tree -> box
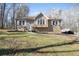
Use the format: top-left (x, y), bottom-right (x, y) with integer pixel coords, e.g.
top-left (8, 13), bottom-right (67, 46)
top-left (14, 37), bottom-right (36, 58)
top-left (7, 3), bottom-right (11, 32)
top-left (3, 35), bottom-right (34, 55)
top-left (4, 4), bottom-right (12, 28)
top-left (16, 4), bottom-right (29, 19)
top-left (11, 3), bottom-right (16, 29)
top-left (61, 7), bottom-right (79, 32)
top-left (0, 3), bottom-right (6, 29)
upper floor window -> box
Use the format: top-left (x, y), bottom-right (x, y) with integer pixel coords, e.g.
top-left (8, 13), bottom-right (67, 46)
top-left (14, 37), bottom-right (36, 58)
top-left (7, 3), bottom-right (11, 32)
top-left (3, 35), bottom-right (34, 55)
top-left (38, 19), bottom-right (45, 25)
top-left (23, 21), bottom-right (25, 25)
top-left (42, 19), bottom-right (45, 24)
top-left (19, 20), bottom-right (25, 25)
top-left (53, 21), bottom-right (57, 26)
top-left (40, 19), bottom-right (42, 24)
top-left (53, 21), bottom-right (55, 25)
top-left (19, 21), bottom-right (21, 25)
top-left (38, 19), bottom-right (40, 25)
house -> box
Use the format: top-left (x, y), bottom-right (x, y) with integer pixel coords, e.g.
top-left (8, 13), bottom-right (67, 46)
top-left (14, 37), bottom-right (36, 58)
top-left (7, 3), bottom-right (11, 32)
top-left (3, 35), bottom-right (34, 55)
top-left (16, 13), bottom-right (62, 32)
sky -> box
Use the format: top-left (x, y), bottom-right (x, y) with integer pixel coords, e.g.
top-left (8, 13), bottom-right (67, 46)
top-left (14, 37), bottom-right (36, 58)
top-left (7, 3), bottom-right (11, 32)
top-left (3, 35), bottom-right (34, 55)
top-left (26, 3), bottom-right (75, 16)
top-left (6, 3), bottom-right (78, 18)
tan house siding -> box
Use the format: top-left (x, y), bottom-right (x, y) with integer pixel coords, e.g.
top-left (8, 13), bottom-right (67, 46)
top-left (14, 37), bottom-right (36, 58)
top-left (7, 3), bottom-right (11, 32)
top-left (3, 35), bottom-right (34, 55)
top-left (33, 27), bottom-right (48, 32)
top-left (48, 20), bottom-right (53, 32)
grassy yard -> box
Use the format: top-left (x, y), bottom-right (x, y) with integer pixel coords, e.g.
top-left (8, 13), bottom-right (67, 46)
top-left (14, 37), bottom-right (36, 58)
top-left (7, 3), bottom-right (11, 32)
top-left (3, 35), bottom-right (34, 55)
top-left (0, 31), bottom-right (79, 56)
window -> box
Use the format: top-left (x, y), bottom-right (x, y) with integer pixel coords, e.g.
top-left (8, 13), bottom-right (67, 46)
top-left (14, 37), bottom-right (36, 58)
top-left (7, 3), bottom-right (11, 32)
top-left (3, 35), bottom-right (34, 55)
top-left (53, 21), bottom-right (58, 26)
top-left (53, 21), bottom-right (55, 25)
top-left (38, 19), bottom-right (40, 25)
top-left (19, 21), bottom-right (21, 25)
top-left (23, 21), bottom-right (25, 25)
top-left (56, 21), bottom-right (57, 25)
top-left (40, 19), bottom-right (42, 24)
top-left (42, 19), bottom-right (45, 24)
top-left (38, 19), bottom-right (45, 25)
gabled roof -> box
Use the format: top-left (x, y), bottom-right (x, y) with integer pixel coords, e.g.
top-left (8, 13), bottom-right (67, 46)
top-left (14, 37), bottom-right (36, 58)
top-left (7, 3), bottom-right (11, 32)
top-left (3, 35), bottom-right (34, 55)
top-left (35, 12), bottom-right (49, 20)
top-left (16, 16), bottom-right (35, 21)
top-left (24, 16), bottom-right (35, 20)
top-left (16, 12), bottom-right (62, 21)
top-left (35, 12), bottom-right (61, 21)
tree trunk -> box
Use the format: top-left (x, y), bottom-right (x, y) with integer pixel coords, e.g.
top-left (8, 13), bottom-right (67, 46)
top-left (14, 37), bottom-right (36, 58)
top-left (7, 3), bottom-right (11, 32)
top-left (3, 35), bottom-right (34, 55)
top-left (12, 3), bottom-right (16, 29)
top-left (0, 3), bottom-right (6, 29)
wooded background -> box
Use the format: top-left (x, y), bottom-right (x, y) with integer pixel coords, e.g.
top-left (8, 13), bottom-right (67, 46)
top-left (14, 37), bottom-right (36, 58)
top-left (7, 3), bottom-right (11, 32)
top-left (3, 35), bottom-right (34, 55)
top-left (0, 3), bottom-right (79, 32)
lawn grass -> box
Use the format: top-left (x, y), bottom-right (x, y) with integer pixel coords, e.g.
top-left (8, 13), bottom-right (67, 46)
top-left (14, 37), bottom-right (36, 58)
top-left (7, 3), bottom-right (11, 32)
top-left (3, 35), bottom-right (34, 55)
top-left (0, 31), bottom-right (79, 56)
